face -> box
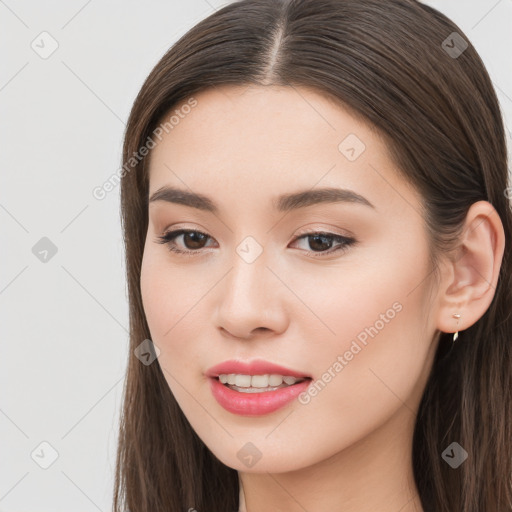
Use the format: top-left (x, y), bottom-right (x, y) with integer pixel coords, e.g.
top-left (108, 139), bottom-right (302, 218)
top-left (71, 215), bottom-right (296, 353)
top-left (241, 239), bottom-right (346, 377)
top-left (140, 84), bottom-right (441, 473)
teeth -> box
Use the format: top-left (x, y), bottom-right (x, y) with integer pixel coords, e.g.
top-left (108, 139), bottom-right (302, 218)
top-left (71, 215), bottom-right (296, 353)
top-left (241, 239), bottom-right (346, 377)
top-left (252, 374), bottom-right (271, 387)
top-left (217, 373), bottom-right (304, 388)
top-left (269, 374), bottom-right (283, 386)
top-left (235, 374), bottom-right (251, 387)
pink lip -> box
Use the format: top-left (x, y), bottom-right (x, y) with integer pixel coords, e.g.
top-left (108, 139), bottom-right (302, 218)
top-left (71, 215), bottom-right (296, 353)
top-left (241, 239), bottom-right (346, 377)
top-left (205, 359), bottom-right (311, 379)
top-left (209, 377), bottom-right (311, 416)
top-left (205, 359), bottom-right (312, 416)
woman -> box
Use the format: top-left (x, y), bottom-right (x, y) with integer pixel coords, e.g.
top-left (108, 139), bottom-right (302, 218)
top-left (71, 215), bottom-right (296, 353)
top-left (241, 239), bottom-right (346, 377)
top-left (114, 0), bottom-right (512, 510)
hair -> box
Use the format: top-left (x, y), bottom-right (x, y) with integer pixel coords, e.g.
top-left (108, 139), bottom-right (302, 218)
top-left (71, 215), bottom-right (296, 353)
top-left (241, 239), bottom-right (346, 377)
top-left (114, 0), bottom-right (512, 510)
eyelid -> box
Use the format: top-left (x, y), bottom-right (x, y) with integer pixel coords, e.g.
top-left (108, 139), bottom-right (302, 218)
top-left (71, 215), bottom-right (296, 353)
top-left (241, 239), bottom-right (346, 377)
top-left (158, 222), bottom-right (352, 243)
top-left (292, 222), bottom-right (354, 239)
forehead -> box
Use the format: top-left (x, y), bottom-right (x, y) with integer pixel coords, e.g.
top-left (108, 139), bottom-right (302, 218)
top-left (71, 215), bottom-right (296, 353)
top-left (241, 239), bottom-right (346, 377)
top-left (146, 84), bottom-right (417, 218)
top-left (151, 86), bottom-right (374, 170)
top-left (156, 84), bottom-right (372, 152)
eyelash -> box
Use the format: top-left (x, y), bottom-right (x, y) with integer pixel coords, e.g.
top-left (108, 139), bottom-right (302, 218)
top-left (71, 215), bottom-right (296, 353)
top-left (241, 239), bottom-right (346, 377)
top-left (154, 229), bottom-right (357, 258)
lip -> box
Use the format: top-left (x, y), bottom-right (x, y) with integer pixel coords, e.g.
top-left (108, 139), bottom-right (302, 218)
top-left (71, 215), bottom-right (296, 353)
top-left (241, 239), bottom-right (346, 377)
top-left (205, 359), bottom-right (311, 379)
top-left (205, 359), bottom-right (312, 416)
top-left (209, 377), bottom-right (311, 416)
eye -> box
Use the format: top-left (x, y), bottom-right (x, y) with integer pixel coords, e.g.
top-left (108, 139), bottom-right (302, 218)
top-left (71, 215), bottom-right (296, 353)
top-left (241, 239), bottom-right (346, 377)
top-left (154, 229), bottom-right (215, 255)
top-left (154, 229), bottom-right (357, 257)
top-left (291, 231), bottom-right (356, 257)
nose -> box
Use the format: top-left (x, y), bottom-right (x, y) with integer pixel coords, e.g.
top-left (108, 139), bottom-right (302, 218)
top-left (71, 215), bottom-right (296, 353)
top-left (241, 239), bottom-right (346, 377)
top-left (213, 251), bottom-right (289, 340)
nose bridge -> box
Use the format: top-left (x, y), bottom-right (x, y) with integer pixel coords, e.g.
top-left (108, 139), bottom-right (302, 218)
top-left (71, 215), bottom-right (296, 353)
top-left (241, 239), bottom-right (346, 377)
top-left (214, 234), bottom-right (288, 338)
top-left (224, 238), bottom-right (270, 310)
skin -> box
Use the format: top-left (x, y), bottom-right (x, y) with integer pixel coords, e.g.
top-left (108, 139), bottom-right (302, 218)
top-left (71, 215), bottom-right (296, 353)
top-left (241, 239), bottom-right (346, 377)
top-left (140, 84), bottom-right (505, 512)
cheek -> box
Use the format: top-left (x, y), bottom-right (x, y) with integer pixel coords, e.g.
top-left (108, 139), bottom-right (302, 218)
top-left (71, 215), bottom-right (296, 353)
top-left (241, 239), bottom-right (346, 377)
top-left (141, 242), bottom-right (196, 333)
top-left (286, 244), bottom-right (429, 355)
top-left (290, 231), bottom-right (432, 373)
top-left (293, 240), bottom-right (434, 423)
top-left (140, 246), bottom-right (213, 387)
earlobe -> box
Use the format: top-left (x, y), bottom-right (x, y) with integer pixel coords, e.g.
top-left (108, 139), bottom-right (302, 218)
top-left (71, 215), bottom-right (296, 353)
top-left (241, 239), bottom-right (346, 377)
top-left (437, 200), bottom-right (505, 335)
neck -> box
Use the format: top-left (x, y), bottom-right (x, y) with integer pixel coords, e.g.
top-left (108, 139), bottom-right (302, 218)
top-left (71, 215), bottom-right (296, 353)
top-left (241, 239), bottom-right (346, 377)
top-left (238, 404), bottom-right (424, 512)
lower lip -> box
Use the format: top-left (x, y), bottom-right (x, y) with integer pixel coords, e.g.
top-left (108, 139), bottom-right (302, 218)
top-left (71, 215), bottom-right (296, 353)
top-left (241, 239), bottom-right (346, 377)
top-left (209, 377), bottom-right (311, 416)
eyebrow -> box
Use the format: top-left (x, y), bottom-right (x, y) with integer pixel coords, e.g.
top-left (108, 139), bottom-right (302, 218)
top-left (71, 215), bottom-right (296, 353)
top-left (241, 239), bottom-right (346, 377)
top-left (148, 186), bottom-right (374, 213)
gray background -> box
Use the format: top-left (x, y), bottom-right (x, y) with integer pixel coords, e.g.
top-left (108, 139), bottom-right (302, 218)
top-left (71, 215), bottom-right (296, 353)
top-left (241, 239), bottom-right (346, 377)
top-left (1, 0), bottom-right (510, 510)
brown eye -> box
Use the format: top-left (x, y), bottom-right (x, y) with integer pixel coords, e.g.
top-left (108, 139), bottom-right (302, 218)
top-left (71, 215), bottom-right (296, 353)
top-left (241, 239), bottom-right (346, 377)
top-left (155, 229), bottom-right (214, 254)
top-left (306, 234), bottom-right (334, 251)
top-left (154, 229), bottom-right (356, 258)
top-left (291, 232), bottom-right (356, 257)
top-left (179, 231), bottom-right (208, 250)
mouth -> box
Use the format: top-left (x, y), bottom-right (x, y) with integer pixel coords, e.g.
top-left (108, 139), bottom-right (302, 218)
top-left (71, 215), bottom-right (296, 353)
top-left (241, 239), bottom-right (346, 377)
top-left (216, 373), bottom-right (310, 393)
top-left (206, 359), bottom-right (311, 380)
top-left (206, 360), bottom-right (313, 416)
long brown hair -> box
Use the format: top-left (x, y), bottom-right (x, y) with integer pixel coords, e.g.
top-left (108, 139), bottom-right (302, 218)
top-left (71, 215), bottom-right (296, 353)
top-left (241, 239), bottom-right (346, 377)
top-left (114, 0), bottom-right (512, 510)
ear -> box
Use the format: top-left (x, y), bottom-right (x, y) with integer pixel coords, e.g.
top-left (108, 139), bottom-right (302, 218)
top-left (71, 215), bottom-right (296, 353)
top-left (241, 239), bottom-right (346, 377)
top-left (437, 200), bottom-right (505, 335)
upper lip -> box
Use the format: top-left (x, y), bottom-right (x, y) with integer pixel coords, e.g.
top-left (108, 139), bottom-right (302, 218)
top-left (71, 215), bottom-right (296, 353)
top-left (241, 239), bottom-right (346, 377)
top-left (205, 359), bottom-right (312, 379)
